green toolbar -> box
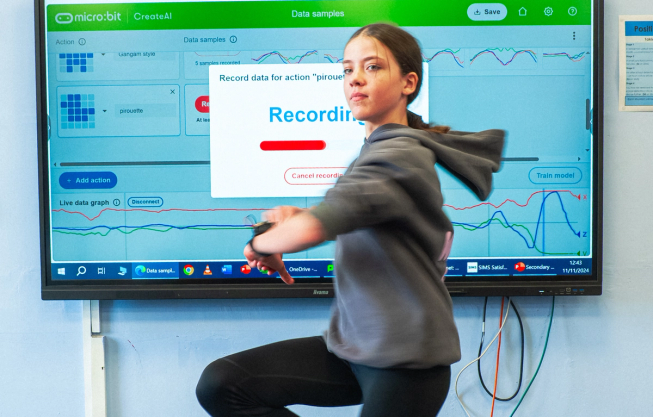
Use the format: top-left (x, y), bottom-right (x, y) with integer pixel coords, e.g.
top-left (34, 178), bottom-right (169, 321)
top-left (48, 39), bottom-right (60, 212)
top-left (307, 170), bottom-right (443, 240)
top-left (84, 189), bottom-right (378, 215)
top-left (47, 1), bottom-right (591, 32)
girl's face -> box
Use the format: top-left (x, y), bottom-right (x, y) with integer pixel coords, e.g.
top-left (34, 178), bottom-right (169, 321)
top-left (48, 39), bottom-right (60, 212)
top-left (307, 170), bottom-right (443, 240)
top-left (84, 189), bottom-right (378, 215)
top-left (342, 35), bottom-right (417, 135)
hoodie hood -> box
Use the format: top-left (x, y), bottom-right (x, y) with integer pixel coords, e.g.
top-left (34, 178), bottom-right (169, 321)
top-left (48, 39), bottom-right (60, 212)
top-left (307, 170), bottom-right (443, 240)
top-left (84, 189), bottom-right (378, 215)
top-left (367, 123), bottom-right (505, 201)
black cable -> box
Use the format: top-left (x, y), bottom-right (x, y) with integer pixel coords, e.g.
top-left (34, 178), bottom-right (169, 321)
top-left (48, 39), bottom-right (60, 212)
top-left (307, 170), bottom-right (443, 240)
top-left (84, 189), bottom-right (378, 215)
top-left (476, 296), bottom-right (525, 401)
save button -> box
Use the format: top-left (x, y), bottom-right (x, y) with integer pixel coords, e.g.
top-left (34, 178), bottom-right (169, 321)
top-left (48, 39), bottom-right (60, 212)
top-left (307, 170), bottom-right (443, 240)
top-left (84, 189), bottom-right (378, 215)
top-left (467, 3), bottom-right (508, 21)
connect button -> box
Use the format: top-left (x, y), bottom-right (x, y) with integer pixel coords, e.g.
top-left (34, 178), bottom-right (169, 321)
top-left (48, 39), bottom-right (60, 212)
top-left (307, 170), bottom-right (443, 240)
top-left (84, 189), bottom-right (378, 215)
top-left (467, 3), bottom-right (508, 21)
top-left (59, 172), bottom-right (117, 189)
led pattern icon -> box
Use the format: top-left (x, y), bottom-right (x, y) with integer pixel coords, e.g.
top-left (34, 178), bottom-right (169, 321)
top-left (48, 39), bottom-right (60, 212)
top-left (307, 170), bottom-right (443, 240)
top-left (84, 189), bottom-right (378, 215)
top-left (60, 94), bottom-right (95, 129)
top-left (59, 53), bottom-right (94, 73)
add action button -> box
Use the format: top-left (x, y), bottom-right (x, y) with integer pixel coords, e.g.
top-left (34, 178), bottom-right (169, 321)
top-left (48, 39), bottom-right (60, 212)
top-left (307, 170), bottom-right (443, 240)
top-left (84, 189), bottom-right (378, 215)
top-left (59, 172), bottom-right (118, 189)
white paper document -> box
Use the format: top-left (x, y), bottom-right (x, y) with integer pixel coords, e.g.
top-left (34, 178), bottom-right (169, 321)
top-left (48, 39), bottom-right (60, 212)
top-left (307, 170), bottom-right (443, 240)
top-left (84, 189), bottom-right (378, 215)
top-left (620, 16), bottom-right (653, 111)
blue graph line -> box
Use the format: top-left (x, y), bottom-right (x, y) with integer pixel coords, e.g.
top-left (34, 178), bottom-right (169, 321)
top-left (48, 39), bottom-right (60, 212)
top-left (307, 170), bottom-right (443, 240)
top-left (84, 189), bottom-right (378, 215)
top-left (470, 48), bottom-right (537, 66)
top-left (542, 188), bottom-right (545, 253)
top-left (451, 192), bottom-right (580, 250)
top-left (423, 49), bottom-right (465, 68)
top-left (323, 54), bottom-right (343, 63)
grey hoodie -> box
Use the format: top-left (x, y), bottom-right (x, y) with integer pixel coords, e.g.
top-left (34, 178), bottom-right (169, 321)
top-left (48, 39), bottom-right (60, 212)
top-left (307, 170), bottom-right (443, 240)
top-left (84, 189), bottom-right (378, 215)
top-left (310, 123), bottom-right (505, 369)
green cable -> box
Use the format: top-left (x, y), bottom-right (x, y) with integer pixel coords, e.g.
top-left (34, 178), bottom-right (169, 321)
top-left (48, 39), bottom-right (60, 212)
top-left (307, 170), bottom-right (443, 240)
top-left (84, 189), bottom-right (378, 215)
top-left (509, 296), bottom-right (556, 417)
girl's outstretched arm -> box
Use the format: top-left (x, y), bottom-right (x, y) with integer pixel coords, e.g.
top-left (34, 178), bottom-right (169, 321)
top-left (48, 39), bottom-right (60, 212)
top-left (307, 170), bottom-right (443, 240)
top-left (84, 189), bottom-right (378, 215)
top-left (243, 208), bottom-right (326, 285)
top-left (249, 210), bottom-right (326, 255)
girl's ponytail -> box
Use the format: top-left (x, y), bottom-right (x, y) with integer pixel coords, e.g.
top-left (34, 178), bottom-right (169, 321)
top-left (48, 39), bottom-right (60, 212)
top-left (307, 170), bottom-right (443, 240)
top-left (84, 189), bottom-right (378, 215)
top-left (407, 111), bottom-right (450, 134)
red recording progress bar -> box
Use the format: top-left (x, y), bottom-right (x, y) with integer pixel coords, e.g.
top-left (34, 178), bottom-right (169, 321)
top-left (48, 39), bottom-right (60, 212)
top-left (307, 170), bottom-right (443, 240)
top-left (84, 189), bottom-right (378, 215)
top-left (260, 140), bottom-right (326, 151)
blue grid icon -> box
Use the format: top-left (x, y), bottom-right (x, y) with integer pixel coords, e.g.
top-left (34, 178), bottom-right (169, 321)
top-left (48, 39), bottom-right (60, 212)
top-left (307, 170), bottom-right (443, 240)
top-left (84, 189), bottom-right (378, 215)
top-left (59, 53), bottom-right (94, 73)
top-left (60, 94), bottom-right (95, 129)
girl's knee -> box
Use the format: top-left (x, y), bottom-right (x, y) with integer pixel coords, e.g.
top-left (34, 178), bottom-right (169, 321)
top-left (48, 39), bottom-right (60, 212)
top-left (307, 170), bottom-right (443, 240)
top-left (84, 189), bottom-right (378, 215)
top-left (196, 358), bottom-right (247, 415)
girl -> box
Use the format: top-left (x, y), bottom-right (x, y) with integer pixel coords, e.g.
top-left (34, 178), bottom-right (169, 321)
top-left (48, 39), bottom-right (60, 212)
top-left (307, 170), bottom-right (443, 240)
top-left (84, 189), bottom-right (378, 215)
top-left (197, 23), bottom-right (504, 417)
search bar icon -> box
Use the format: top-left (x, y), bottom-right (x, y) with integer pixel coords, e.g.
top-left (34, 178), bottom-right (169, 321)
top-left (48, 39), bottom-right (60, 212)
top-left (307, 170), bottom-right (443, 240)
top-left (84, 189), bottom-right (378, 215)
top-left (77, 266), bottom-right (87, 276)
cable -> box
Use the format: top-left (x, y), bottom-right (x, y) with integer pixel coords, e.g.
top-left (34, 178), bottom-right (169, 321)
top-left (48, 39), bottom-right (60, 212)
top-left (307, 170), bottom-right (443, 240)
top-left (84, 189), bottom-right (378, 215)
top-left (477, 298), bottom-right (525, 401)
top-left (490, 297), bottom-right (505, 417)
top-left (509, 296), bottom-right (555, 416)
top-left (455, 297), bottom-right (511, 417)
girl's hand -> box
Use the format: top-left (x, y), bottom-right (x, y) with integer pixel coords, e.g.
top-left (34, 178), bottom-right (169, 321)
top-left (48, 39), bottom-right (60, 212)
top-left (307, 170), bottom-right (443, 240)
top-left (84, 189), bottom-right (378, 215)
top-left (255, 256), bottom-right (294, 285)
top-left (263, 206), bottom-right (305, 224)
top-left (244, 245), bottom-right (294, 285)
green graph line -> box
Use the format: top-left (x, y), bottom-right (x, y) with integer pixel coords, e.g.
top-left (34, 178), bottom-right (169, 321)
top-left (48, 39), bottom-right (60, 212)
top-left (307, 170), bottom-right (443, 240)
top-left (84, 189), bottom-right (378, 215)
top-left (56, 220), bottom-right (577, 256)
top-left (434, 48), bottom-right (462, 54)
top-left (481, 47), bottom-right (528, 53)
top-left (454, 217), bottom-right (576, 256)
top-left (256, 50), bottom-right (317, 64)
top-left (53, 226), bottom-right (248, 237)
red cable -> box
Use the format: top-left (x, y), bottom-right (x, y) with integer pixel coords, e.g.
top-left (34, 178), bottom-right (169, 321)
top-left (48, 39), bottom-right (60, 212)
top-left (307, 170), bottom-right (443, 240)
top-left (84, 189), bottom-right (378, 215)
top-left (490, 297), bottom-right (505, 417)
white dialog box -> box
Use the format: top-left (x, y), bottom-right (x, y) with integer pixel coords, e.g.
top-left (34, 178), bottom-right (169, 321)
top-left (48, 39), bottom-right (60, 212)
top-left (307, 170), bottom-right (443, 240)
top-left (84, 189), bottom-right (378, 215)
top-left (209, 63), bottom-right (429, 198)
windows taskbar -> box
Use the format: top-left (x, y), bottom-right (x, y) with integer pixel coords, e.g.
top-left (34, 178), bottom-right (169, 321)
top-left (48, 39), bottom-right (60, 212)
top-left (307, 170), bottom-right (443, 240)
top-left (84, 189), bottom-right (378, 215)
top-left (50, 258), bottom-right (591, 280)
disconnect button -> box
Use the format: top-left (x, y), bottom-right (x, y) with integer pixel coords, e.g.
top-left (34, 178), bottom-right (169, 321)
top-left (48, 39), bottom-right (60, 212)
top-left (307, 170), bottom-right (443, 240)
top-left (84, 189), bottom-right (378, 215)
top-left (59, 172), bottom-right (117, 189)
top-left (467, 3), bottom-right (508, 21)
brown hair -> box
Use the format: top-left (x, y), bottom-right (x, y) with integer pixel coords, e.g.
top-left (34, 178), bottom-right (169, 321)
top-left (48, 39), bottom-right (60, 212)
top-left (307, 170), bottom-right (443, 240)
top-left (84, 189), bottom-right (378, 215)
top-left (347, 23), bottom-right (450, 134)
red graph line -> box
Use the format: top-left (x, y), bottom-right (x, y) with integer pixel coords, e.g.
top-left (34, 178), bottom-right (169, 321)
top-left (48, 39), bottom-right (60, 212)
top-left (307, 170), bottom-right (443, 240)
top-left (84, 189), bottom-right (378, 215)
top-left (52, 207), bottom-right (271, 221)
top-left (443, 190), bottom-right (581, 211)
top-left (54, 190), bottom-right (583, 220)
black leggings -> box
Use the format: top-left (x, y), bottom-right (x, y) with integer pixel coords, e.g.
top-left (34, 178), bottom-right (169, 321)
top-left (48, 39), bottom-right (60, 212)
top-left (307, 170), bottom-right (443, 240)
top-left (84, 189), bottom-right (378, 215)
top-left (196, 336), bottom-right (451, 417)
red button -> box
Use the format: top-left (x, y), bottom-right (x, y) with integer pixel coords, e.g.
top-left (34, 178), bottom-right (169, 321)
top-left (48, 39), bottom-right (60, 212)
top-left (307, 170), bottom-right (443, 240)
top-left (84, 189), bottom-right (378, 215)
top-left (195, 96), bottom-right (209, 113)
top-left (260, 140), bottom-right (326, 151)
top-left (240, 265), bottom-right (251, 274)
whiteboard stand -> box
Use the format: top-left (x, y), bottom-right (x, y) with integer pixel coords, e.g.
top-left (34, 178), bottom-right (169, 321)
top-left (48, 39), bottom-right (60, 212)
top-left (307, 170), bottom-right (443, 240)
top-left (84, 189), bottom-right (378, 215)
top-left (83, 300), bottom-right (107, 417)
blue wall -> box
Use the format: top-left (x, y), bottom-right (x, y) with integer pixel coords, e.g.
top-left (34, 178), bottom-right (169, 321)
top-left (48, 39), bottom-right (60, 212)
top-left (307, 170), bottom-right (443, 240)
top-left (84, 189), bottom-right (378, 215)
top-left (2, 0), bottom-right (653, 415)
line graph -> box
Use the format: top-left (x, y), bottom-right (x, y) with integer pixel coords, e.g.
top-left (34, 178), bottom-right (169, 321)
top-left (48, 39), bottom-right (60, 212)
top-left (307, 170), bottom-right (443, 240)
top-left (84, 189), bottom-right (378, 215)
top-left (323, 53), bottom-right (343, 63)
top-left (542, 50), bottom-right (591, 69)
top-left (53, 223), bottom-right (250, 237)
top-left (422, 49), bottom-right (464, 68)
top-left (455, 215), bottom-right (574, 256)
top-left (445, 189), bottom-right (589, 257)
top-left (543, 51), bottom-right (590, 62)
top-left (52, 207), bottom-right (269, 222)
top-left (451, 192), bottom-right (579, 255)
top-left (252, 50), bottom-right (318, 64)
top-left (469, 47), bottom-right (537, 67)
top-left (51, 184), bottom-right (589, 260)
top-left (49, 192), bottom-right (326, 261)
top-left (444, 189), bottom-right (580, 211)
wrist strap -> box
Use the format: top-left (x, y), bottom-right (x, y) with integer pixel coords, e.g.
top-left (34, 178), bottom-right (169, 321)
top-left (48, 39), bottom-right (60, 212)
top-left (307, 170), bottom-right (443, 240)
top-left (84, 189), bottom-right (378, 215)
top-left (247, 237), bottom-right (273, 258)
top-left (252, 221), bottom-right (274, 236)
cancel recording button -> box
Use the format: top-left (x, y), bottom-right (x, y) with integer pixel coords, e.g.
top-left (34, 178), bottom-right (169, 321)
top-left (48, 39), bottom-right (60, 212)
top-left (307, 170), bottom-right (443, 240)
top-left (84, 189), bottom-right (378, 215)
top-left (529, 167), bottom-right (582, 184)
top-left (284, 167), bottom-right (347, 185)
